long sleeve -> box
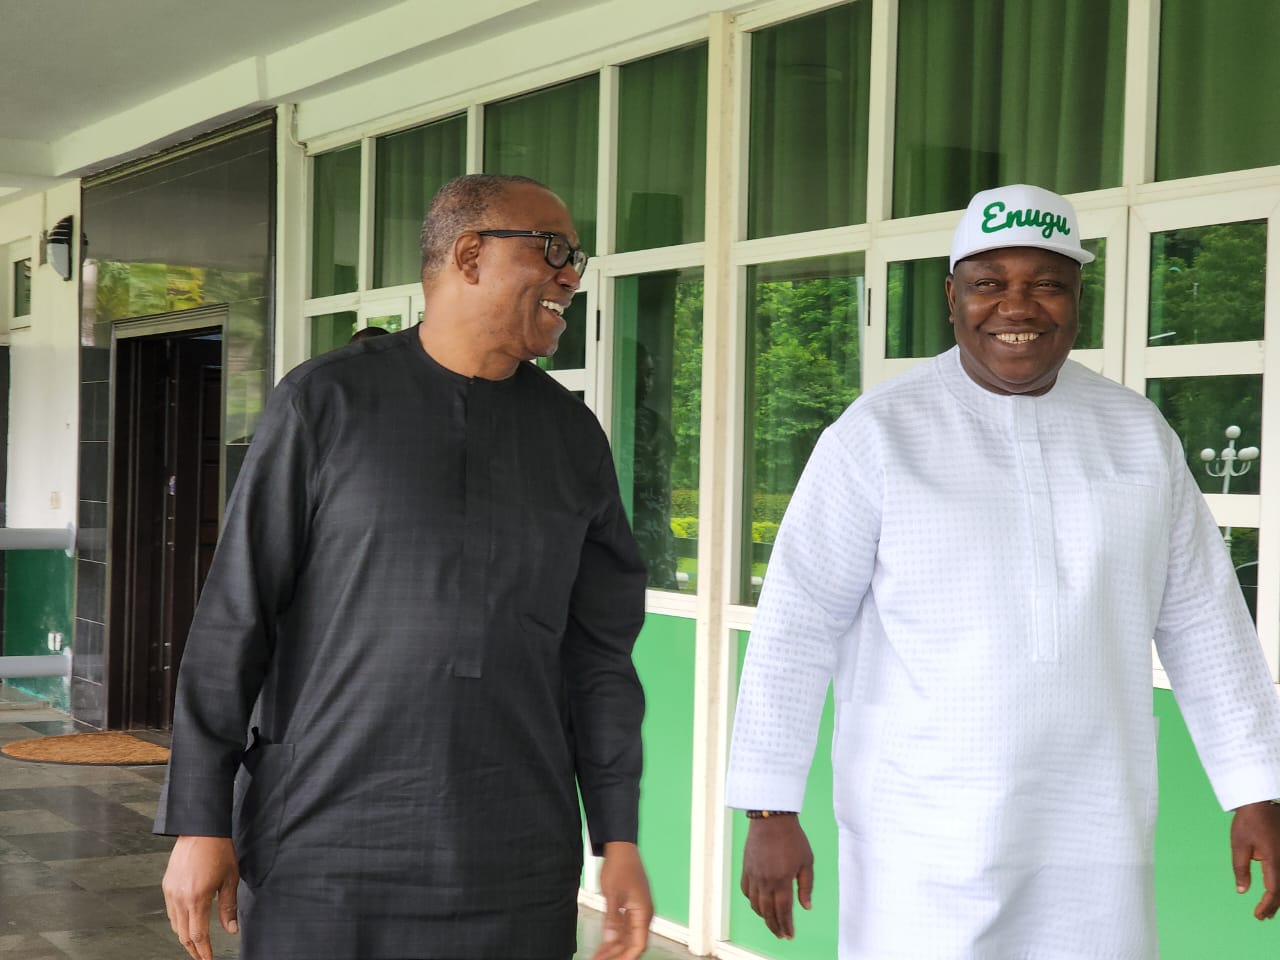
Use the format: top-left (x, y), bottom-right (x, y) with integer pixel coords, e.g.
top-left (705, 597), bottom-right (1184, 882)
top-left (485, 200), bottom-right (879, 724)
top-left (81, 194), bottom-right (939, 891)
top-left (1153, 427), bottom-right (1280, 810)
top-left (154, 378), bottom-right (316, 836)
top-left (564, 445), bottom-right (648, 854)
top-left (726, 424), bottom-right (881, 813)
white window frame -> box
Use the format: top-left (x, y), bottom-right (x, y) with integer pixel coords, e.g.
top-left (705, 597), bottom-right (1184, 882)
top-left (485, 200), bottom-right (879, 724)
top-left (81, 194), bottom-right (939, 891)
top-left (1127, 186), bottom-right (1280, 684)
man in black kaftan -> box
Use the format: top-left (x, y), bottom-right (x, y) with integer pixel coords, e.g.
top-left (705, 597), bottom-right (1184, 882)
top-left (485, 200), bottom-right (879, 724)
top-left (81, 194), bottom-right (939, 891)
top-left (156, 175), bottom-right (652, 960)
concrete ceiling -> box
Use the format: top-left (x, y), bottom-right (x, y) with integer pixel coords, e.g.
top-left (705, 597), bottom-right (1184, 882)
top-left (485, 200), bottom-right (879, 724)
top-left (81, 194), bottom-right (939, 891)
top-left (0, 0), bottom-right (592, 202)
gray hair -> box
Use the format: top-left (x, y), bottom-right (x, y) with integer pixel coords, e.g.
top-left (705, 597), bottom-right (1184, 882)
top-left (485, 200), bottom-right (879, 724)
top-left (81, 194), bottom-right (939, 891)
top-left (419, 174), bottom-right (547, 283)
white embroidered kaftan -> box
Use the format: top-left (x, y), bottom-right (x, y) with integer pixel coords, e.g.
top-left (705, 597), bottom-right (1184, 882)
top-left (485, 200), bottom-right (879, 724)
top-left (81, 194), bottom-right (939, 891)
top-left (727, 347), bottom-right (1280, 959)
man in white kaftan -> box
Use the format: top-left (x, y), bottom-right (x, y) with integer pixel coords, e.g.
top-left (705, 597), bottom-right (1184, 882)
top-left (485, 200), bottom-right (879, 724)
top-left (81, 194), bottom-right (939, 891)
top-left (726, 184), bottom-right (1280, 959)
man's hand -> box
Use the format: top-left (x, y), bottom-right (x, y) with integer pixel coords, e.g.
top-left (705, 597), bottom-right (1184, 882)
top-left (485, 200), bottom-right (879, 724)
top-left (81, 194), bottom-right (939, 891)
top-left (740, 814), bottom-right (814, 940)
top-left (162, 835), bottom-right (240, 960)
top-left (593, 841), bottom-right (653, 960)
top-left (1232, 801), bottom-right (1280, 920)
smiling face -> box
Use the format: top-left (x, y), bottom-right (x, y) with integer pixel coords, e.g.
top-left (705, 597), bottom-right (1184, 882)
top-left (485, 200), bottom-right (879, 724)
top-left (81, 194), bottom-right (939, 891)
top-left (474, 182), bottom-right (581, 366)
top-left (945, 246), bottom-right (1082, 396)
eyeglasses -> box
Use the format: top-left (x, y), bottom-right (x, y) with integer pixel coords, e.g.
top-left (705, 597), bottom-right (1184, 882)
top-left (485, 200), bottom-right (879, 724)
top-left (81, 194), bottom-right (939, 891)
top-left (476, 230), bottom-right (590, 276)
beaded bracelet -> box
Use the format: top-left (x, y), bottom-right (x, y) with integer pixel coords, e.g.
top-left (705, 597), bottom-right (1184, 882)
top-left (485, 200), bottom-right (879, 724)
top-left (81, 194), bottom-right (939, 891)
top-left (745, 810), bottom-right (797, 819)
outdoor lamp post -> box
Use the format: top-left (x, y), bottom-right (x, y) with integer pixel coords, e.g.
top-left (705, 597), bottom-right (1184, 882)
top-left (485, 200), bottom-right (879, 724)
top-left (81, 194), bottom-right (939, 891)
top-left (1200, 425), bottom-right (1260, 546)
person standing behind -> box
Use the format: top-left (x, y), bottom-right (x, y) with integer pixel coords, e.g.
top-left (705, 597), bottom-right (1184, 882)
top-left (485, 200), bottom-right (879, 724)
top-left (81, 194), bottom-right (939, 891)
top-left (157, 173), bottom-right (653, 960)
top-left (727, 183), bottom-right (1280, 958)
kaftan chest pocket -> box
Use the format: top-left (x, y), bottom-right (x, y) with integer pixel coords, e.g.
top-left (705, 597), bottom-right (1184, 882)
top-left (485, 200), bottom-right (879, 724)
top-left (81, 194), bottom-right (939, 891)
top-left (1086, 478), bottom-right (1166, 570)
top-left (831, 704), bottom-right (885, 837)
top-left (232, 740), bottom-right (294, 887)
top-left (518, 506), bottom-right (590, 638)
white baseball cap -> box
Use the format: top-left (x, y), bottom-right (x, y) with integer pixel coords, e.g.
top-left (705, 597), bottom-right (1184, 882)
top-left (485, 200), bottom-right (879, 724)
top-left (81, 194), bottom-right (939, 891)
top-left (949, 183), bottom-right (1095, 272)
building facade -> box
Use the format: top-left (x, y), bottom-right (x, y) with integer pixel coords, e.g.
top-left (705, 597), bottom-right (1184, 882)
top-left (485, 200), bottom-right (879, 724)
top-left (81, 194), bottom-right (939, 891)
top-left (2, 0), bottom-right (1279, 955)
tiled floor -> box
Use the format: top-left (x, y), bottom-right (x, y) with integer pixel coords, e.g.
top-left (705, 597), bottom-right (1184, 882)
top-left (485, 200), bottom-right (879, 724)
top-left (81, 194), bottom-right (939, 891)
top-left (0, 684), bottom-right (697, 959)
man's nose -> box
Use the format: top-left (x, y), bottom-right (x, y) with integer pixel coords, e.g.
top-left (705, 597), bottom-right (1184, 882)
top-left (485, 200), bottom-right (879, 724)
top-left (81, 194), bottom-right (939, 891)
top-left (996, 285), bottom-right (1037, 318)
top-left (557, 262), bottom-right (582, 293)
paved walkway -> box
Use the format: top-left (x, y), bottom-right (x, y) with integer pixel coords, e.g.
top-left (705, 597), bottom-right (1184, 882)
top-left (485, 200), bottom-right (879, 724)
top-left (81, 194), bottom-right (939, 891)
top-left (0, 683), bottom-right (695, 959)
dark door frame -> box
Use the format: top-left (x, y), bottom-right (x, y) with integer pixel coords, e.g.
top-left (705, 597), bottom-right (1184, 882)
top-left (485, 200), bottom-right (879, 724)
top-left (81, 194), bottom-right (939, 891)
top-left (107, 308), bottom-right (227, 729)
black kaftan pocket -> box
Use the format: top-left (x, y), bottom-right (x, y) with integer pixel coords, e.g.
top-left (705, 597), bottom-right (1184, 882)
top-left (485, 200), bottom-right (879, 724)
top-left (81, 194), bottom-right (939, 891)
top-left (232, 735), bottom-right (294, 888)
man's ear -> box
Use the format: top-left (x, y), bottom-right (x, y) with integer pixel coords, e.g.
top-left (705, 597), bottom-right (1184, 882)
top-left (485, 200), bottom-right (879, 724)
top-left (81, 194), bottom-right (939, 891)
top-left (944, 274), bottom-right (957, 324)
top-left (454, 232), bottom-right (483, 285)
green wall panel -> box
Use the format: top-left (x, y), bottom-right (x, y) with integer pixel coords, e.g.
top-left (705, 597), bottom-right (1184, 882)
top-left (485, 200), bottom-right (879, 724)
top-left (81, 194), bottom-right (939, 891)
top-left (2, 549), bottom-right (73, 711)
top-left (723, 658), bottom-right (1263, 957)
top-left (633, 613), bottom-right (696, 926)
top-left (728, 631), bottom-right (839, 957)
top-left (1154, 687), bottom-right (1275, 957)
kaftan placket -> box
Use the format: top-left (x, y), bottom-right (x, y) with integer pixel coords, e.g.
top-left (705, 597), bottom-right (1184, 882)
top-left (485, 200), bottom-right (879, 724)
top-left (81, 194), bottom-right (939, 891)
top-left (1013, 399), bottom-right (1059, 664)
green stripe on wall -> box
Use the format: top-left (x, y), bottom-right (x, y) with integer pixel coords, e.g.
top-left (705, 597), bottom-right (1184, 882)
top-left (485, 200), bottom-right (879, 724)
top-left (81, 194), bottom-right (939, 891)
top-left (634, 613), bottom-right (696, 926)
top-left (724, 638), bottom-right (1268, 957)
top-left (728, 630), bottom-right (840, 957)
top-left (1154, 686), bottom-right (1275, 957)
top-left (2, 549), bottom-right (73, 711)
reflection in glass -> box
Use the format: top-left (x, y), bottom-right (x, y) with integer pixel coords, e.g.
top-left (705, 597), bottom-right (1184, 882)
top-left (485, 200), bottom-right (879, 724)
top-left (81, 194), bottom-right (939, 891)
top-left (310, 312), bottom-right (358, 356)
top-left (886, 239), bottom-right (1107, 359)
top-left (1149, 222), bottom-right (1266, 346)
top-left (1146, 375), bottom-right (1262, 496)
top-left (886, 256), bottom-right (949, 359)
top-left (536, 296), bottom-right (587, 372)
top-left (616, 44), bottom-right (707, 252)
top-left (613, 270), bottom-right (704, 592)
top-left (12, 258), bottom-right (31, 316)
top-left (1157, 0), bottom-right (1280, 180)
top-left (363, 314), bottom-right (403, 335)
top-left (743, 255), bottom-right (863, 603)
top-left (1077, 238), bottom-right (1106, 349)
top-left (312, 146), bottom-right (362, 298)
top-left (374, 116), bottom-right (466, 288)
top-left (1228, 528), bottom-right (1259, 626)
top-left (484, 77), bottom-right (600, 253)
top-left (748, 3), bottom-right (872, 237)
top-left (894, 0), bottom-right (1125, 217)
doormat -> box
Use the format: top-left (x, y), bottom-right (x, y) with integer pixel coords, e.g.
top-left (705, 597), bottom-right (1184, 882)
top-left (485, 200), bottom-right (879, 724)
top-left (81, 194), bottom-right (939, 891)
top-left (1, 732), bottom-right (170, 766)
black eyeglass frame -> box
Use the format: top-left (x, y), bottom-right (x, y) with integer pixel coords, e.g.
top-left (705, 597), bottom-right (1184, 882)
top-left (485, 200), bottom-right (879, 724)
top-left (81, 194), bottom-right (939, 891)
top-left (475, 229), bottom-right (590, 276)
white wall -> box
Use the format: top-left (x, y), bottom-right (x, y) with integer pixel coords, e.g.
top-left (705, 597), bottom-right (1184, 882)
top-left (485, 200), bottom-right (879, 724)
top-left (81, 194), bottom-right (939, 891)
top-left (1, 182), bottom-right (81, 530)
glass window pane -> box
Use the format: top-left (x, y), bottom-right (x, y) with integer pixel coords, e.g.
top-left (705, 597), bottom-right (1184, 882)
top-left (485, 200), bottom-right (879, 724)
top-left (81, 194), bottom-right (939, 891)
top-left (484, 77), bottom-right (599, 253)
top-left (12, 258), bottom-right (31, 316)
top-left (886, 255), bottom-right (950, 359)
top-left (1146, 375), bottom-right (1262, 496)
top-left (310, 311), bottom-right (357, 356)
top-left (1157, 1), bottom-right (1280, 180)
top-left (363, 314), bottom-right (403, 334)
top-left (616, 44), bottom-right (708, 252)
top-left (312, 146), bottom-right (362, 298)
top-left (748, 3), bottom-right (872, 238)
top-left (886, 239), bottom-right (1107, 359)
top-left (1148, 221), bottom-right (1266, 346)
top-left (1077, 238), bottom-right (1106, 350)
top-left (613, 270), bottom-right (704, 593)
top-left (374, 116), bottom-right (466, 289)
top-left (743, 254), bottom-right (864, 603)
top-left (894, 0), bottom-right (1125, 217)
top-left (535, 295), bottom-right (587, 372)
top-left (1227, 527), bottom-right (1259, 626)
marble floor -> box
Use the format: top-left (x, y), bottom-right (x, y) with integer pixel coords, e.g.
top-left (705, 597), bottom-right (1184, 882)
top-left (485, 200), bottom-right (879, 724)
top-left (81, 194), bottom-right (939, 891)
top-left (0, 683), bottom-right (696, 960)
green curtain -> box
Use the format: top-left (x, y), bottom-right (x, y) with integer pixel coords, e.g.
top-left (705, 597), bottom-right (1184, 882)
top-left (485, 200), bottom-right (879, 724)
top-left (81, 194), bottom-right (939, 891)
top-left (886, 257), bottom-right (951, 359)
top-left (616, 43), bottom-right (708, 252)
top-left (311, 146), bottom-right (361, 297)
top-left (748, 2), bottom-right (873, 237)
top-left (484, 77), bottom-right (600, 252)
top-left (1158, 0), bottom-right (1280, 180)
top-left (894, 0), bottom-right (1125, 217)
top-left (374, 116), bottom-right (466, 288)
